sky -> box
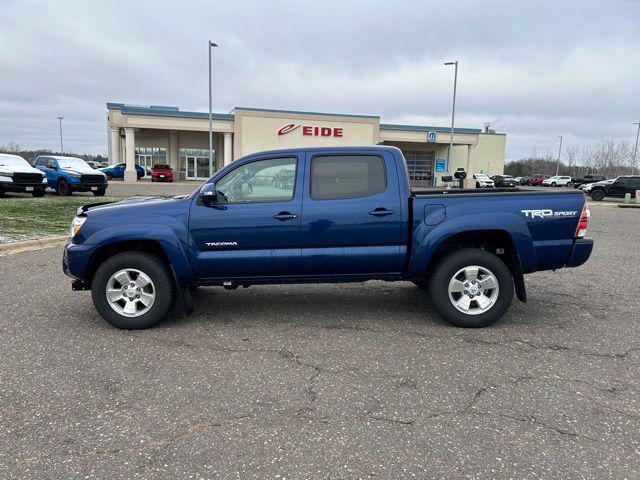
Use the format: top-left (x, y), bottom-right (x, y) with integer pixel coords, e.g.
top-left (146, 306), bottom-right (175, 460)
top-left (0, 0), bottom-right (638, 161)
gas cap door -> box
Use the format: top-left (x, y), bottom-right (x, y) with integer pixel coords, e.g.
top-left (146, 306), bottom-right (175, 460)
top-left (424, 204), bottom-right (446, 226)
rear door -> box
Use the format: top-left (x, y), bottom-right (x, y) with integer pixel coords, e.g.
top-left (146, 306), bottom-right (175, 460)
top-left (189, 154), bottom-right (303, 279)
top-left (608, 178), bottom-right (630, 197)
top-left (300, 151), bottom-right (403, 275)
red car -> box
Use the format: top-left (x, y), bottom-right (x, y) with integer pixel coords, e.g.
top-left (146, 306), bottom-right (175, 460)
top-left (528, 175), bottom-right (545, 186)
top-left (151, 164), bottom-right (173, 182)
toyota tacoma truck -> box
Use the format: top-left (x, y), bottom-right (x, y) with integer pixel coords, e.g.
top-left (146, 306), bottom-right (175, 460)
top-left (62, 146), bottom-right (593, 329)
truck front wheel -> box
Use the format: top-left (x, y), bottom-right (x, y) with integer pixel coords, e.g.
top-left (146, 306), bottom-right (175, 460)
top-left (91, 251), bottom-right (176, 329)
top-left (428, 248), bottom-right (514, 328)
top-left (590, 189), bottom-right (605, 201)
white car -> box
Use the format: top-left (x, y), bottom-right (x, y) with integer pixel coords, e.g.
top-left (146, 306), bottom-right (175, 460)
top-left (542, 175), bottom-right (573, 187)
top-left (0, 153), bottom-right (48, 197)
top-left (473, 173), bottom-right (495, 188)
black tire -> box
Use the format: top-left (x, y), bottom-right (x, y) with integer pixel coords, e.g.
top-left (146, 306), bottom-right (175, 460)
top-left (93, 187), bottom-right (106, 197)
top-left (427, 248), bottom-right (514, 328)
top-left (57, 179), bottom-right (72, 196)
top-left (551, 182), bottom-right (556, 187)
top-left (32, 188), bottom-right (46, 197)
top-left (475, 182), bottom-right (480, 188)
top-left (91, 251), bottom-right (176, 329)
top-left (566, 182), bottom-right (572, 188)
top-left (590, 189), bottom-right (605, 201)
top-left (106, 172), bottom-right (113, 180)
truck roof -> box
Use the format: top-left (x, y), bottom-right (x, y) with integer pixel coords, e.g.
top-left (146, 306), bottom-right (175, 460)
top-left (240, 145), bottom-right (403, 159)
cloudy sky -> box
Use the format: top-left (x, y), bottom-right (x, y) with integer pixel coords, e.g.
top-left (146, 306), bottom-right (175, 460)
top-left (1, 0), bottom-right (638, 160)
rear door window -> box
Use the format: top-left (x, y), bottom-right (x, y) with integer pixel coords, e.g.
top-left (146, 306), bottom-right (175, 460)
top-left (310, 155), bottom-right (386, 200)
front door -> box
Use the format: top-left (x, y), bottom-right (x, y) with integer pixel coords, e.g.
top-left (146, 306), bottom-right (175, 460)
top-left (300, 151), bottom-right (404, 275)
top-left (186, 156), bottom-right (213, 180)
top-left (189, 155), bottom-right (302, 279)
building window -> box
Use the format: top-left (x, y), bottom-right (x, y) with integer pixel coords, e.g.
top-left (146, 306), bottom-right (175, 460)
top-left (135, 147), bottom-right (166, 170)
top-left (404, 151), bottom-right (435, 187)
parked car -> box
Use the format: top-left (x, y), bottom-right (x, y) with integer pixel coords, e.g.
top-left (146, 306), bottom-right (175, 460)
top-left (581, 178), bottom-right (614, 193)
top-left (0, 153), bottom-right (48, 197)
top-left (589, 175), bottom-right (640, 201)
top-left (35, 155), bottom-right (108, 196)
top-left (528, 175), bottom-right (545, 186)
top-left (518, 176), bottom-right (530, 185)
top-left (490, 175), bottom-right (517, 187)
top-left (572, 174), bottom-right (606, 188)
top-left (86, 160), bottom-right (103, 170)
top-left (63, 146), bottom-right (592, 330)
top-left (151, 164), bottom-right (173, 182)
top-left (542, 176), bottom-right (573, 187)
top-left (100, 163), bottom-right (145, 180)
top-left (473, 173), bottom-right (495, 188)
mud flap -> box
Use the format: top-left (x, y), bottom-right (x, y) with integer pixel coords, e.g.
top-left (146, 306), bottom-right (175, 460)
top-left (170, 265), bottom-right (193, 316)
top-left (511, 253), bottom-right (527, 302)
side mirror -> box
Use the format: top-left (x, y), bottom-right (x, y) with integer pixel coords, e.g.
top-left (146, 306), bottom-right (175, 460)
top-left (199, 183), bottom-right (218, 207)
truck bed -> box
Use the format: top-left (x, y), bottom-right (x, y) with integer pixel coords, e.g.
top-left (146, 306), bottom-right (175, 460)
top-left (411, 187), bottom-right (584, 197)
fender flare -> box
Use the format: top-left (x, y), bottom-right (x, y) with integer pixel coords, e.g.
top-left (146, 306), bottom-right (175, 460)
top-left (84, 224), bottom-right (194, 284)
top-left (408, 212), bottom-right (537, 277)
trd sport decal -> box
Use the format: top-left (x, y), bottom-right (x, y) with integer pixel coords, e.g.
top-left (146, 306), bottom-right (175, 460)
top-left (521, 209), bottom-right (577, 219)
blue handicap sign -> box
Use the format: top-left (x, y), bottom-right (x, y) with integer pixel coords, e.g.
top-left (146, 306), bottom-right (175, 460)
top-left (435, 159), bottom-right (446, 172)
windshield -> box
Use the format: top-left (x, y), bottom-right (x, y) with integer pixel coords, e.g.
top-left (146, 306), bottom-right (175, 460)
top-left (0, 155), bottom-right (30, 168)
top-left (57, 157), bottom-right (90, 170)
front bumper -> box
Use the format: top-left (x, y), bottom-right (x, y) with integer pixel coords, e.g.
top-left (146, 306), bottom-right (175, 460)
top-left (565, 239), bottom-right (594, 268)
top-left (0, 181), bottom-right (46, 192)
top-left (63, 241), bottom-right (99, 284)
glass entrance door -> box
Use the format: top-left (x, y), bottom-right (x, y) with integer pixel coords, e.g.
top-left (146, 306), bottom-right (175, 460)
top-left (186, 156), bottom-right (212, 180)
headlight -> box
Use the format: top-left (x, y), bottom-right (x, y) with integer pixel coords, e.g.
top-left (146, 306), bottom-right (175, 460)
top-left (41, 176), bottom-right (47, 183)
top-left (70, 216), bottom-right (86, 238)
top-left (0, 170), bottom-right (13, 177)
top-left (68, 172), bottom-right (81, 178)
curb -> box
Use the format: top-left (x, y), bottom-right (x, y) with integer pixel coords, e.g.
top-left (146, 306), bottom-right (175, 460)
top-left (618, 203), bottom-right (640, 209)
top-left (0, 235), bottom-right (68, 256)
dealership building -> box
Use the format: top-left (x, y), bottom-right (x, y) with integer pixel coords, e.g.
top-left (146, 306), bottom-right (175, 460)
top-left (107, 102), bottom-right (506, 186)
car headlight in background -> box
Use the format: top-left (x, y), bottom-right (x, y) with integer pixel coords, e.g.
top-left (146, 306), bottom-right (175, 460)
top-left (70, 216), bottom-right (86, 238)
top-left (68, 172), bottom-right (81, 178)
top-left (0, 171), bottom-right (13, 182)
top-left (41, 175), bottom-right (47, 183)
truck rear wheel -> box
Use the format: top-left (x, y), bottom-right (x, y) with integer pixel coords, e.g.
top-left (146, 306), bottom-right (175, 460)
top-left (91, 251), bottom-right (176, 329)
top-left (428, 248), bottom-right (513, 328)
top-left (590, 189), bottom-right (605, 201)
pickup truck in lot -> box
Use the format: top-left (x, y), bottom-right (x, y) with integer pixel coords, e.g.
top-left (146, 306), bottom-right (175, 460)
top-left (63, 146), bottom-right (593, 330)
top-left (35, 155), bottom-right (108, 196)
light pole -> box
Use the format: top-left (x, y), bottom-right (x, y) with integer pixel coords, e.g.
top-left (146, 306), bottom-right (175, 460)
top-left (57, 116), bottom-right (64, 153)
top-left (633, 122), bottom-right (640, 175)
top-left (556, 135), bottom-right (563, 176)
top-left (208, 41), bottom-right (218, 169)
top-left (444, 61), bottom-right (458, 173)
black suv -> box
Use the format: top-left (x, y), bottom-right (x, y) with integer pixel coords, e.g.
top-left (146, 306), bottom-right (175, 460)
top-left (490, 175), bottom-right (517, 187)
top-left (572, 174), bottom-right (606, 188)
top-left (589, 176), bottom-right (640, 201)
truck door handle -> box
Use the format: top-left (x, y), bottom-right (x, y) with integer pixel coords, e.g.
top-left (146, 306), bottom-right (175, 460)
top-left (369, 208), bottom-right (395, 217)
top-left (273, 211), bottom-right (298, 221)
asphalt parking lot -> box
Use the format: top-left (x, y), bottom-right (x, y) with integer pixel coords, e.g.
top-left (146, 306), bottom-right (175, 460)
top-left (0, 201), bottom-right (638, 478)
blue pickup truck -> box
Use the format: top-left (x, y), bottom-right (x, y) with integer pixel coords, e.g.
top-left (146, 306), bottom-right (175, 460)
top-left (63, 146), bottom-right (592, 329)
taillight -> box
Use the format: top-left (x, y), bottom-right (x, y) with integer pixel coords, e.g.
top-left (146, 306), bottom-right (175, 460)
top-left (575, 204), bottom-right (590, 238)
